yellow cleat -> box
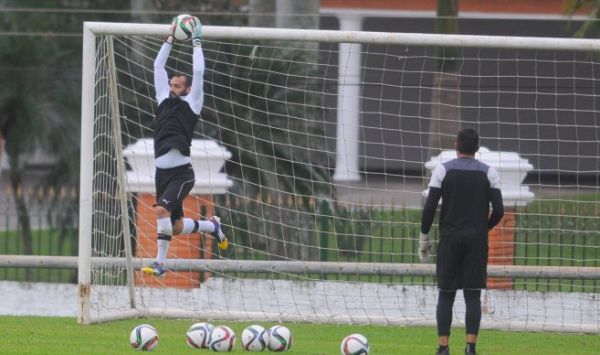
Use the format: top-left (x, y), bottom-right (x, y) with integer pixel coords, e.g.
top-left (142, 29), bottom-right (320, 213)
top-left (218, 239), bottom-right (229, 250)
top-left (210, 216), bottom-right (228, 250)
top-left (141, 262), bottom-right (166, 277)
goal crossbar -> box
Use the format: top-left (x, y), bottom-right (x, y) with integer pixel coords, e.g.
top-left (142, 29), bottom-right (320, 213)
top-left (8, 255), bottom-right (599, 279)
top-left (83, 21), bottom-right (600, 51)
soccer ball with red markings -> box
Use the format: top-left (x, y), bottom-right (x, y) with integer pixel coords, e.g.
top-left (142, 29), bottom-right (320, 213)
top-left (208, 325), bottom-right (236, 352)
top-left (267, 325), bottom-right (292, 352)
top-left (340, 333), bottom-right (370, 355)
top-left (129, 324), bottom-right (159, 351)
top-left (170, 14), bottom-right (195, 41)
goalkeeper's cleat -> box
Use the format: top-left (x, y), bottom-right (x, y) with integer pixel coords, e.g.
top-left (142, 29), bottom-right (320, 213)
top-left (141, 261), bottom-right (166, 277)
top-left (217, 238), bottom-right (229, 250)
top-left (210, 216), bottom-right (228, 250)
top-left (436, 347), bottom-right (450, 355)
top-left (464, 350), bottom-right (476, 355)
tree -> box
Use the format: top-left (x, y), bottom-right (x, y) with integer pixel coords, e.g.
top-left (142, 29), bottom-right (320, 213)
top-left (0, 1), bottom-right (75, 279)
top-left (0, 0), bottom-right (128, 279)
top-left (428, 0), bottom-right (461, 158)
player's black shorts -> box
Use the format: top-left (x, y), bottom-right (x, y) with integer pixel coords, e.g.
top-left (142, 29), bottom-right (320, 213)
top-left (436, 235), bottom-right (488, 290)
top-left (154, 163), bottom-right (195, 223)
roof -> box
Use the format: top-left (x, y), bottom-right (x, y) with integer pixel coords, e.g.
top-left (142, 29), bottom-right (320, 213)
top-left (321, 0), bottom-right (590, 16)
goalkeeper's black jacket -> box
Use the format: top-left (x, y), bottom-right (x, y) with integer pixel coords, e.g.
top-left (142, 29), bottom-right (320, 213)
top-left (421, 156), bottom-right (504, 238)
top-left (152, 40), bottom-right (205, 159)
top-left (153, 98), bottom-right (196, 158)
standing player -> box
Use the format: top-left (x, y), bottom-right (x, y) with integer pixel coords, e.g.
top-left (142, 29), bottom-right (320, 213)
top-left (142, 17), bottom-right (228, 278)
top-left (419, 128), bottom-right (504, 355)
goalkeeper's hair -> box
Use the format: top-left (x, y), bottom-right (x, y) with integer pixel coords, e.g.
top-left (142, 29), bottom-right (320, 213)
top-left (170, 73), bottom-right (192, 87)
top-left (456, 128), bottom-right (479, 154)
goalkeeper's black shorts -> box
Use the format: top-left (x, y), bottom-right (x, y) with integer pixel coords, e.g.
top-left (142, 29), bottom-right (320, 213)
top-left (154, 163), bottom-right (195, 223)
top-left (436, 235), bottom-right (488, 290)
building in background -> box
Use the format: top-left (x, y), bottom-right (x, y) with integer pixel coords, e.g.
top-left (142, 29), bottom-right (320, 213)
top-left (318, 0), bottom-right (596, 183)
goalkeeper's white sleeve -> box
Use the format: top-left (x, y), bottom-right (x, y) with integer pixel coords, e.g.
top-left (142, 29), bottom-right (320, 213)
top-left (154, 41), bottom-right (172, 104)
top-left (184, 46), bottom-right (205, 115)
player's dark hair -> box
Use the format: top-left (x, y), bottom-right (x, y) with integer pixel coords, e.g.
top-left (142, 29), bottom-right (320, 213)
top-left (171, 73), bottom-right (192, 87)
top-left (456, 128), bottom-right (479, 154)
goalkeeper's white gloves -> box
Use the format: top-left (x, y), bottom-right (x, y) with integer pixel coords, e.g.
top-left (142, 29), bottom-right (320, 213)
top-left (418, 232), bottom-right (435, 263)
top-left (191, 16), bottom-right (202, 47)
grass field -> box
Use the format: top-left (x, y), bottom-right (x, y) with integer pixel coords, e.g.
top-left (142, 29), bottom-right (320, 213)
top-left (0, 316), bottom-right (598, 354)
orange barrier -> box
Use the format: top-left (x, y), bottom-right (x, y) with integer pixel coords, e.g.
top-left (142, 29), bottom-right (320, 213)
top-left (133, 193), bottom-right (214, 288)
top-left (487, 208), bottom-right (515, 289)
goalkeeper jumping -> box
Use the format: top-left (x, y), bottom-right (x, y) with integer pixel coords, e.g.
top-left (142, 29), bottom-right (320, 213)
top-left (142, 17), bottom-right (228, 278)
top-left (419, 128), bottom-right (504, 355)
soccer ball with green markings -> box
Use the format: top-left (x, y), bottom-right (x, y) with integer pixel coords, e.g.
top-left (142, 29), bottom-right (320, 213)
top-left (129, 324), bottom-right (159, 351)
top-left (267, 325), bottom-right (292, 352)
top-left (170, 14), bottom-right (195, 41)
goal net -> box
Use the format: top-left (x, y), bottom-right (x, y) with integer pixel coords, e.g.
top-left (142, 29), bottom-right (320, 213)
top-left (79, 22), bottom-right (600, 332)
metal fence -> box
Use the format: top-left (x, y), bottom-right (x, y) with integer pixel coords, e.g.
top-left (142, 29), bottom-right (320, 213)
top-left (1, 188), bottom-right (599, 292)
top-left (0, 186), bottom-right (78, 283)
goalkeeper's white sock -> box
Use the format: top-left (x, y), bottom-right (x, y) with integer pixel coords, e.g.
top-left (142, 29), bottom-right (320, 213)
top-left (156, 239), bottom-right (170, 264)
top-left (156, 217), bottom-right (173, 264)
top-left (181, 218), bottom-right (216, 234)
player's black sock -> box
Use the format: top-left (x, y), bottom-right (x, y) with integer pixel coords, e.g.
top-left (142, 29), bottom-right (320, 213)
top-left (437, 345), bottom-right (449, 353)
top-left (466, 342), bottom-right (476, 353)
top-left (437, 290), bottom-right (457, 336)
top-left (464, 289), bottom-right (482, 335)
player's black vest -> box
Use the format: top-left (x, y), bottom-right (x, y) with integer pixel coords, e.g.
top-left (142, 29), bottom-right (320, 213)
top-left (153, 97), bottom-right (197, 158)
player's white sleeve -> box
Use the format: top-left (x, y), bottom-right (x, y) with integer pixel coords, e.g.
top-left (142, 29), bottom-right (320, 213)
top-left (154, 42), bottom-right (172, 104)
top-left (184, 46), bottom-right (205, 115)
top-left (487, 166), bottom-right (501, 189)
top-left (428, 164), bottom-right (446, 188)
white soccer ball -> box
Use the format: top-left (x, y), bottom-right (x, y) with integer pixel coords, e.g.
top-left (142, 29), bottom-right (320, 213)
top-left (208, 325), bottom-right (236, 352)
top-left (267, 325), bottom-right (292, 352)
top-left (186, 322), bottom-right (214, 349)
top-left (129, 324), bottom-right (159, 351)
top-left (340, 333), bottom-right (370, 355)
top-left (170, 14), bottom-right (195, 41)
top-left (241, 324), bottom-right (268, 351)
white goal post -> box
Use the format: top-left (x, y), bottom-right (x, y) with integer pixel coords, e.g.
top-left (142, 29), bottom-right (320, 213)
top-left (79, 21), bottom-right (600, 332)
